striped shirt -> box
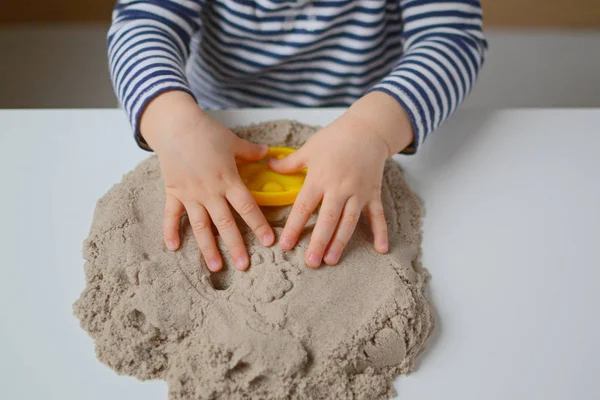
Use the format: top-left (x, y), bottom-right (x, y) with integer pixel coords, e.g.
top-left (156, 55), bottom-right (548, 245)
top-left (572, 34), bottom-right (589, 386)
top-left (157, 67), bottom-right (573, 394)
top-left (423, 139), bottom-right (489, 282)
top-left (108, 0), bottom-right (487, 152)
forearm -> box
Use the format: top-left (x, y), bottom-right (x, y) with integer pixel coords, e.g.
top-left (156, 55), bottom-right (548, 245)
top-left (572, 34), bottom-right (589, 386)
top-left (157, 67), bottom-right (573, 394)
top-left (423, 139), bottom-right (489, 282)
top-left (140, 91), bottom-right (204, 151)
top-left (108, 0), bottom-right (204, 149)
top-left (346, 92), bottom-right (414, 156)
top-left (369, 0), bottom-right (487, 153)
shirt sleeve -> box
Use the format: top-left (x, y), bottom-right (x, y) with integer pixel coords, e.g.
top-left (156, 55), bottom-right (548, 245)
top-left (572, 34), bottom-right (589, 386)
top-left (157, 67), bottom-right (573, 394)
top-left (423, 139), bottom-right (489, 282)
top-left (108, 0), bottom-right (205, 150)
top-left (369, 0), bottom-right (488, 154)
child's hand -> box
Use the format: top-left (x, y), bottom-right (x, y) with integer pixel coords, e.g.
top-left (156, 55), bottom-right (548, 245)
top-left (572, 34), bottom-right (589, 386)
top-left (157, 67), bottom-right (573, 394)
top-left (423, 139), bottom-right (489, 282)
top-left (141, 91), bottom-right (274, 272)
top-left (269, 92), bottom-right (414, 268)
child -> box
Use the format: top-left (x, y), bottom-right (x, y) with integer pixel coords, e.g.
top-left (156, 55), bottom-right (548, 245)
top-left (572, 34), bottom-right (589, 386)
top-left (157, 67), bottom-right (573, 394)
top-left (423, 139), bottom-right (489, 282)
top-left (108, 0), bottom-right (486, 271)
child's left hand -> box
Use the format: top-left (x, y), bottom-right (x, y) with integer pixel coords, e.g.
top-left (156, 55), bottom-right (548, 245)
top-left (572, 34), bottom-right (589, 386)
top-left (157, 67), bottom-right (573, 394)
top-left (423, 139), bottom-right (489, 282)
top-left (269, 92), bottom-right (414, 267)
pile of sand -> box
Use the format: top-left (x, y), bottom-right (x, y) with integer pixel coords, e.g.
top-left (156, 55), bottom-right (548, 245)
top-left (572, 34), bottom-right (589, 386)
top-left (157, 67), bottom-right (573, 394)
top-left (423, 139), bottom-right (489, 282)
top-left (73, 120), bottom-right (434, 399)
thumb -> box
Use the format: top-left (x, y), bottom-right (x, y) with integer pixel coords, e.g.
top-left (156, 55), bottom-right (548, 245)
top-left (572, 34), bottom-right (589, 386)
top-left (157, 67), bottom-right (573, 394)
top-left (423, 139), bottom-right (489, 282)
top-left (234, 139), bottom-right (268, 162)
top-left (269, 150), bottom-right (305, 174)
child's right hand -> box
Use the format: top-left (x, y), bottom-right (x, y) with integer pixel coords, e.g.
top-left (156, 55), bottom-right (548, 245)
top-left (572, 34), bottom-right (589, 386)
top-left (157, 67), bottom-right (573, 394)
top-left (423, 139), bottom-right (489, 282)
top-left (140, 91), bottom-right (274, 272)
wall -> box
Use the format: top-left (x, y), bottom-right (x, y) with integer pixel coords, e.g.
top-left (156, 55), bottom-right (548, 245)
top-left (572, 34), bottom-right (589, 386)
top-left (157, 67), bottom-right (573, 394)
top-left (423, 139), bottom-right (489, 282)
top-left (3, 0), bottom-right (600, 27)
top-left (1, 1), bottom-right (599, 109)
top-left (1, 26), bottom-right (598, 110)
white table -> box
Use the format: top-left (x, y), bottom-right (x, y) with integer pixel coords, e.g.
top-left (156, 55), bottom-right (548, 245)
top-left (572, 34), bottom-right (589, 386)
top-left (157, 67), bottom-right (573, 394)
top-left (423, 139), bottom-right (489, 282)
top-left (1, 109), bottom-right (599, 400)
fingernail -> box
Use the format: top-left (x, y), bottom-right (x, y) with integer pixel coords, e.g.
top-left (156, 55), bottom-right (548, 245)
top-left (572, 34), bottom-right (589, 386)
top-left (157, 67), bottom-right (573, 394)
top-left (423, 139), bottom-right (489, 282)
top-left (259, 144), bottom-right (269, 153)
top-left (262, 232), bottom-right (274, 246)
top-left (324, 251), bottom-right (339, 265)
top-left (235, 257), bottom-right (249, 270)
top-left (379, 241), bottom-right (389, 253)
top-left (280, 236), bottom-right (292, 250)
top-left (167, 240), bottom-right (178, 251)
top-left (208, 259), bottom-right (221, 271)
top-left (307, 252), bottom-right (320, 268)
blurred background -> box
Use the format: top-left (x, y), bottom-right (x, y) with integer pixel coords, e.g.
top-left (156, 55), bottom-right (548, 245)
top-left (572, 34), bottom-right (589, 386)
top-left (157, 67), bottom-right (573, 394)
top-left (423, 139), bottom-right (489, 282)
top-left (1, 0), bottom-right (599, 109)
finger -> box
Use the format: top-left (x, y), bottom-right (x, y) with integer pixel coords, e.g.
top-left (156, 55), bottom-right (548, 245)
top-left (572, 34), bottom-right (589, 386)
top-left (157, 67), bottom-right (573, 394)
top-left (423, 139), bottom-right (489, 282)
top-left (227, 184), bottom-right (274, 247)
top-left (185, 202), bottom-right (222, 272)
top-left (324, 198), bottom-right (362, 265)
top-left (365, 200), bottom-right (389, 254)
top-left (164, 194), bottom-right (185, 251)
top-left (268, 150), bottom-right (305, 174)
top-left (305, 194), bottom-right (346, 268)
top-left (205, 199), bottom-right (249, 271)
top-left (234, 138), bottom-right (268, 162)
top-left (279, 185), bottom-right (322, 251)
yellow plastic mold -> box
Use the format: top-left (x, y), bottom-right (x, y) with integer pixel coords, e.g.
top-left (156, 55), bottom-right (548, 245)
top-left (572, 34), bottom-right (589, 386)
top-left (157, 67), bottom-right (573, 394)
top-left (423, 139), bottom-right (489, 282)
top-left (237, 147), bottom-right (305, 207)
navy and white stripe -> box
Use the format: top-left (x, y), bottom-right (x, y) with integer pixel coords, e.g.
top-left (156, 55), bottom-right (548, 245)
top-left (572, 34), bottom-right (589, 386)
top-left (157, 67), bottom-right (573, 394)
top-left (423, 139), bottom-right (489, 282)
top-left (108, 0), bottom-right (487, 152)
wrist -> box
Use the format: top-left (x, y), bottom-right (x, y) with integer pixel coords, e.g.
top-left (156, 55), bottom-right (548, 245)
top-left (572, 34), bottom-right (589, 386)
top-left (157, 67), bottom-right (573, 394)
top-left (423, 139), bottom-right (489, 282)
top-left (140, 90), bottom-right (205, 150)
top-left (346, 91), bottom-right (414, 156)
